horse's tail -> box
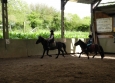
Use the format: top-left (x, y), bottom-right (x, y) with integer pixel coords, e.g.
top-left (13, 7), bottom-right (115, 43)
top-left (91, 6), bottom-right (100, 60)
top-left (62, 43), bottom-right (68, 54)
top-left (99, 45), bottom-right (105, 59)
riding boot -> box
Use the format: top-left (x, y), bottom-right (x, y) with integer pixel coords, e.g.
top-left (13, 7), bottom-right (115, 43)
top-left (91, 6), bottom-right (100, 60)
top-left (48, 43), bottom-right (50, 49)
top-left (47, 42), bottom-right (50, 49)
top-left (87, 46), bottom-right (90, 52)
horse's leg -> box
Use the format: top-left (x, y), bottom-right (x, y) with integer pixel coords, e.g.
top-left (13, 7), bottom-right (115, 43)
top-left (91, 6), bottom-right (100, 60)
top-left (98, 46), bottom-right (104, 59)
top-left (62, 43), bottom-right (67, 54)
top-left (60, 49), bottom-right (65, 57)
top-left (85, 50), bottom-right (89, 59)
top-left (46, 50), bottom-right (52, 57)
top-left (92, 46), bottom-right (97, 58)
top-left (99, 52), bottom-right (104, 59)
top-left (64, 48), bottom-right (67, 54)
top-left (100, 52), bottom-right (104, 59)
top-left (41, 49), bottom-right (46, 59)
top-left (79, 51), bottom-right (83, 58)
top-left (92, 52), bottom-right (97, 58)
top-left (55, 49), bottom-right (60, 59)
top-left (79, 53), bottom-right (82, 58)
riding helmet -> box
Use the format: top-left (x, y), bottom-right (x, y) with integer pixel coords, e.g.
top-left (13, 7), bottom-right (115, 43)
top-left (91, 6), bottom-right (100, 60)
top-left (50, 30), bottom-right (54, 32)
top-left (89, 35), bottom-right (92, 38)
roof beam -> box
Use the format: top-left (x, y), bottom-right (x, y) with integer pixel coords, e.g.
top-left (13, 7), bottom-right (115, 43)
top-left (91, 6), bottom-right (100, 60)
top-left (93, 0), bottom-right (102, 9)
top-left (69, 0), bottom-right (101, 4)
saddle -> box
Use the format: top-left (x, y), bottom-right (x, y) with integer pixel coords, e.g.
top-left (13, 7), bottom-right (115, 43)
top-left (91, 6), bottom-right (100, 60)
top-left (49, 41), bottom-right (56, 48)
top-left (88, 44), bottom-right (95, 52)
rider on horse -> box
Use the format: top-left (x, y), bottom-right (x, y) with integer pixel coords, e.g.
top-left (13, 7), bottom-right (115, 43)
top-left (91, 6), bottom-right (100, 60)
top-left (86, 35), bottom-right (93, 52)
top-left (48, 30), bottom-right (55, 48)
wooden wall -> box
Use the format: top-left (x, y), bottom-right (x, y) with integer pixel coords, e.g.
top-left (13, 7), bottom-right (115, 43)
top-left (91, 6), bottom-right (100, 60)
top-left (93, 11), bottom-right (115, 53)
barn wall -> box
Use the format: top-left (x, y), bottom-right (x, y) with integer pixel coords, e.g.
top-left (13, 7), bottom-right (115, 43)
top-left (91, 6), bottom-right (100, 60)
top-left (94, 11), bottom-right (115, 53)
top-left (95, 12), bottom-right (110, 18)
top-left (0, 38), bottom-right (115, 58)
top-left (0, 38), bottom-right (83, 58)
top-left (113, 16), bottom-right (115, 31)
top-left (99, 38), bottom-right (115, 53)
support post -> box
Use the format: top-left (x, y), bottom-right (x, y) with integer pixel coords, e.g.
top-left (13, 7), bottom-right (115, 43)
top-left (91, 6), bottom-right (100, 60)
top-left (61, 0), bottom-right (68, 38)
top-left (61, 10), bottom-right (64, 38)
top-left (113, 32), bottom-right (115, 43)
top-left (91, 0), bottom-right (101, 44)
top-left (1, 0), bottom-right (9, 48)
top-left (91, 3), bottom-right (95, 43)
top-left (1, 0), bottom-right (9, 39)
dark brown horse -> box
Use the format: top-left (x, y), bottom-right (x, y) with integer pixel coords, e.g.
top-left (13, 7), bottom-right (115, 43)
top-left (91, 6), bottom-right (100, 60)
top-left (36, 36), bottom-right (67, 59)
top-left (74, 39), bottom-right (104, 59)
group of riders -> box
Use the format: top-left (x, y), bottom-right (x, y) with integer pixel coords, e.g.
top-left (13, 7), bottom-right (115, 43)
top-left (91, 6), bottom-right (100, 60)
top-left (47, 30), bottom-right (93, 51)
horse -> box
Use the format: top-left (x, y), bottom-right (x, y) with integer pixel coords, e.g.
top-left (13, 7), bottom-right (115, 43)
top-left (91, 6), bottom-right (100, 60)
top-left (36, 36), bottom-right (67, 59)
top-left (74, 39), bottom-right (104, 59)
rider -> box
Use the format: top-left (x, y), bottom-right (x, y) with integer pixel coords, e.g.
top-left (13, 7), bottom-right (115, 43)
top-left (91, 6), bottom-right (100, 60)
top-left (48, 30), bottom-right (55, 48)
top-left (86, 35), bottom-right (93, 52)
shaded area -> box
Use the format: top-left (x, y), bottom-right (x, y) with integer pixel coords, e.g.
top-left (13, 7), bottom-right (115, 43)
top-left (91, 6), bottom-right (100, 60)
top-left (0, 54), bottom-right (115, 83)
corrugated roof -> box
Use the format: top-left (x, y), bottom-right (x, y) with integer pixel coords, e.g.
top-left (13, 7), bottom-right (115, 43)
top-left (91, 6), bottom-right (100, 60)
top-left (69, 0), bottom-right (115, 16)
top-left (69, 0), bottom-right (100, 4)
top-left (96, 5), bottom-right (115, 16)
top-left (77, 0), bottom-right (94, 4)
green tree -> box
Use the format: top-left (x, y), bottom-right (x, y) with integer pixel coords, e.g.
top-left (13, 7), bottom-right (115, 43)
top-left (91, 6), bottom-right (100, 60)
top-left (50, 13), bottom-right (61, 31)
top-left (29, 3), bottom-right (61, 30)
top-left (8, 0), bottom-right (29, 30)
top-left (81, 16), bottom-right (91, 25)
top-left (79, 16), bottom-right (90, 31)
top-left (27, 12), bottom-right (42, 29)
top-left (65, 13), bottom-right (82, 31)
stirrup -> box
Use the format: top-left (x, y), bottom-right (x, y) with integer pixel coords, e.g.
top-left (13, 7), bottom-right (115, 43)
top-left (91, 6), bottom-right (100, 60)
top-left (48, 46), bottom-right (50, 49)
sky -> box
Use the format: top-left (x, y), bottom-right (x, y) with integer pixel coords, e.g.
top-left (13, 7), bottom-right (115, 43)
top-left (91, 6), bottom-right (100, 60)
top-left (23, 0), bottom-right (115, 18)
top-left (23, 0), bottom-right (91, 18)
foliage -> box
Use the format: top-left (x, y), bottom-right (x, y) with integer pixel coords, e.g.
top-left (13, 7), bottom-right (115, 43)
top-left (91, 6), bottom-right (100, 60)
top-left (8, 0), bottom-right (28, 23)
top-left (0, 29), bottom-right (89, 39)
top-left (64, 14), bottom-right (90, 31)
top-left (77, 24), bottom-right (89, 32)
top-left (27, 12), bottom-right (42, 28)
top-left (0, 0), bottom-right (91, 39)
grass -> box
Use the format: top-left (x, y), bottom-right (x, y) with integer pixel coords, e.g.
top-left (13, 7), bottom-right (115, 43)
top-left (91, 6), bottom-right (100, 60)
top-left (0, 29), bottom-right (89, 39)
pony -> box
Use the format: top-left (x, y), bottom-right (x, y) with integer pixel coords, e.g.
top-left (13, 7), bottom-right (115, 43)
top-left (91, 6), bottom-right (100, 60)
top-left (74, 39), bottom-right (104, 59)
top-left (36, 36), bottom-right (67, 59)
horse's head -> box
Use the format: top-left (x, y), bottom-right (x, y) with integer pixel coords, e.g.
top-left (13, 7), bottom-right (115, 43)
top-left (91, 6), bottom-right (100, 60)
top-left (74, 39), bottom-right (82, 46)
top-left (36, 36), bottom-right (43, 44)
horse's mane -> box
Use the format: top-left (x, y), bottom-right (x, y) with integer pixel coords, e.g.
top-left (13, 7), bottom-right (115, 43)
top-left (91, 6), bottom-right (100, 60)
top-left (39, 36), bottom-right (47, 41)
top-left (37, 36), bottom-right (48, 44)
top-left (79, 39), bottom-right (86, 45)
top-left (79, 39), bottom-right (87, 49)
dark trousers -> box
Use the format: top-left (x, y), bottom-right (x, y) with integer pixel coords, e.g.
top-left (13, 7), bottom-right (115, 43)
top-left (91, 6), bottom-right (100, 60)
top-left (47, 41), bottom-right (53, 47)
top-left (87, 45), bottom-right (91, 52)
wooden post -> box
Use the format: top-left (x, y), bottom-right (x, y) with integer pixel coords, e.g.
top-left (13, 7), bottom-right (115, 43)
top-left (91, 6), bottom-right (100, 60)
top-left (91, 3), bottom-right (96, 44)
top-left (61, 0), bottom-right (68, 38)
top-left (1, 0), bottom-right (9, 39)
top-left (91, 0), bottom-right (101, 44)
top-left (90, 3), bottom-right (93, 33)
top-left (1, 0), bottom-right (9, 49)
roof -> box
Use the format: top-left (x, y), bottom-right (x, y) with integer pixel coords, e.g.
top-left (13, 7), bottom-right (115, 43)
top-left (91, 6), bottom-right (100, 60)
top-left (69, 0), bottom-right (101, 4)
top-left (68, 0), bottom-right (115, 16)
top-left (95, 1), bottom-right (115, 16)
top-left (96, 4), bottom-right (115, 16)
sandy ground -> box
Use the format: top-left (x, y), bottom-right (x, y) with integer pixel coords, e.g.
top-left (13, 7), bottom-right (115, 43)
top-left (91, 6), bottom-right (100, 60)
top-left (0, 54), bottom-right (115, 83)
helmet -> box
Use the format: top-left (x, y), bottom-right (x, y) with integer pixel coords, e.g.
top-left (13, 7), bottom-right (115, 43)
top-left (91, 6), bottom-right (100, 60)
top-left (89, 35), bottom-right (92, 38)
top-left (50, 30), bottom-right (54, 32)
